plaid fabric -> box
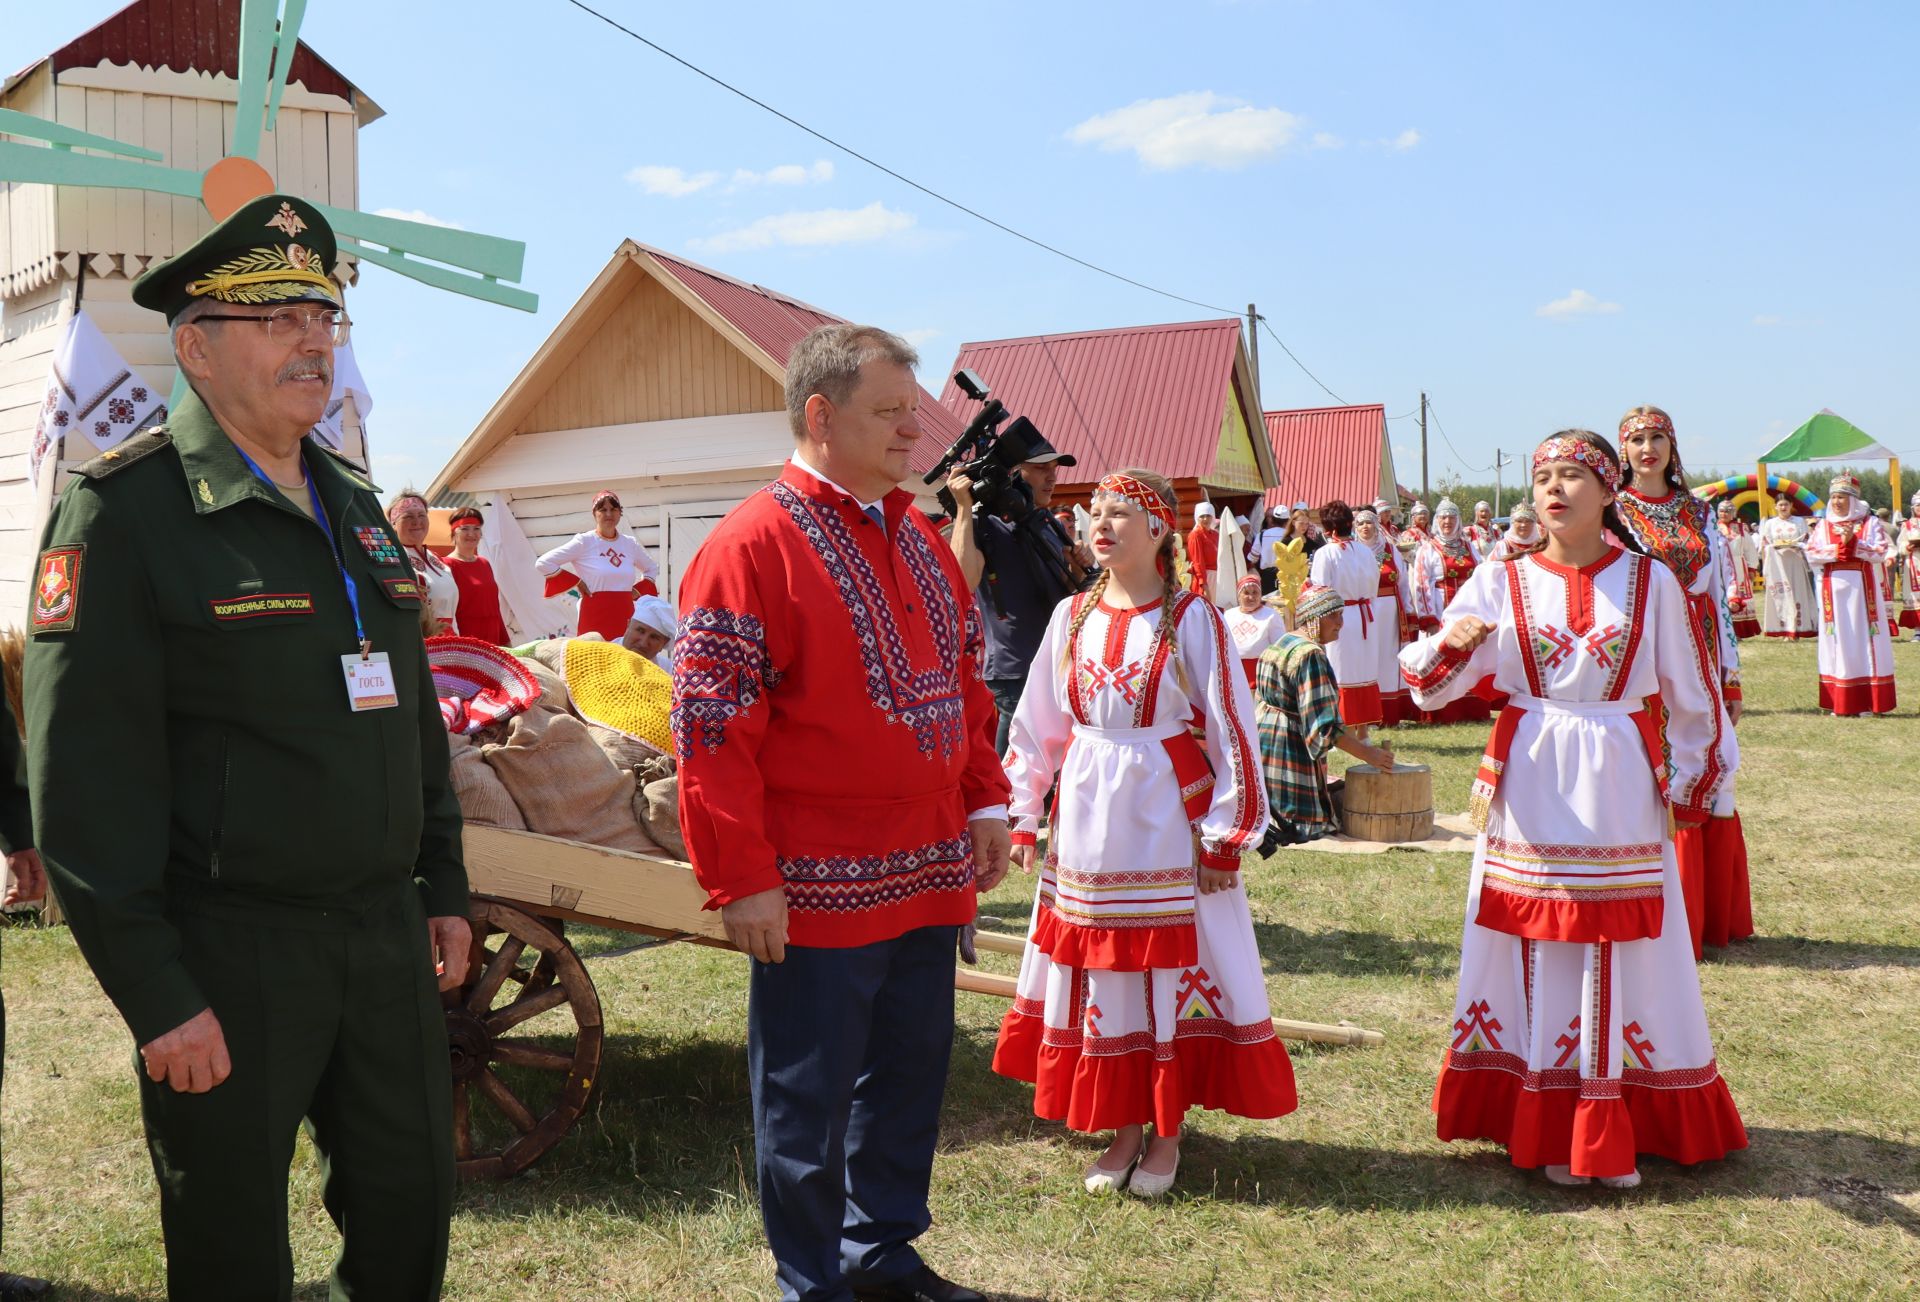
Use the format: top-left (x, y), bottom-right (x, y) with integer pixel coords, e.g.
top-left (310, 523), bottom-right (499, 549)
top-left (1255, 633), bottom-right (1344, 838)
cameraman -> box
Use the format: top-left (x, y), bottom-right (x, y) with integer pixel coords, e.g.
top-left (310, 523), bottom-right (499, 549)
top-left (948, 439), bottom-right (1092, 752)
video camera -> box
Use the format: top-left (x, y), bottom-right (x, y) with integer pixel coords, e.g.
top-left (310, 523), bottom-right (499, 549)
top-left (922, 368), bottom-right (1047, 521)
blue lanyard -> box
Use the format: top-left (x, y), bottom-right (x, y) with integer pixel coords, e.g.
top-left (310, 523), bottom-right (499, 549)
top-left (234, 446), bottom-right (369, 652)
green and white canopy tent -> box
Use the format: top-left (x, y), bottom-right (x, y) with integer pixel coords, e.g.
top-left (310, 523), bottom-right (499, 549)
top-left (1756, 410), bottom-right (1901, 516)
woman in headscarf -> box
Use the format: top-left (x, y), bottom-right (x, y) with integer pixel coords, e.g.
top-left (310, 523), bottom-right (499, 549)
top-left (1306, 500), bottom-right (1383, 733)
top-left (1897, 490), bottom-right (1920, 638)
top-left (1805, 474), bottom-right (1897, 715)
top-left (1756, 494), bottom-right (1815, 639)
top-left (1487, 502), bottom-right (1545, 562)
top-left (1406, 500), bottom-right (1491, 724)
top-left (1716, 500), bottom-right (1762, 640)
top-left (1355, 507), bottom-right (1412, 725)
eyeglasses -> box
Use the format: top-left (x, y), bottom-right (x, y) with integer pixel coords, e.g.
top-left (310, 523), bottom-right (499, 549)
top-left (195, 307), bottom-right (352, 345)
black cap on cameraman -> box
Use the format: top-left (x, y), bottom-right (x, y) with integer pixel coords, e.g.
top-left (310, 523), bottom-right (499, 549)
top-left (1021, 434), bottom-right (1077, 468)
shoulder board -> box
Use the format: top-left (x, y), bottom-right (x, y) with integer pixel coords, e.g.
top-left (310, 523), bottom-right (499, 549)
top-left (313, 443), bottom-right (378, 493)
top-left (70, 427), bottom-right (174, 480)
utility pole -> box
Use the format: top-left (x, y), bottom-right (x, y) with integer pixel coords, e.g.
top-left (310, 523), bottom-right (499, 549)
top-left (1493, 449), bottom-right (1514, 516)
top-left (1246, 303), bottom-right (1262, 415)
top-left (1419, 391), bottom-right (1429, 500)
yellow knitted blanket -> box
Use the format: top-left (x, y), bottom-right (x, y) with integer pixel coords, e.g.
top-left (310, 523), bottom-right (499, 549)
top-left (562, 639), bottom-right (674, 755)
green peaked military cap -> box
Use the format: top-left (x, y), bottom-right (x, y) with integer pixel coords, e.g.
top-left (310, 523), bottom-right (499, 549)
top-left (132, 193), bottom-right (341, 322)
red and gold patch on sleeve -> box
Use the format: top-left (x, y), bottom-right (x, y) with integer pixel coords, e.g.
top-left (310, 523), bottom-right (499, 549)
top-left (30, 546), bottom-right (84, 633)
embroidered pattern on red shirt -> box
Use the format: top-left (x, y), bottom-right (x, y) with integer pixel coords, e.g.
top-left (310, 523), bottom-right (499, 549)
top-left (671, 607), bottom-right (779, 757)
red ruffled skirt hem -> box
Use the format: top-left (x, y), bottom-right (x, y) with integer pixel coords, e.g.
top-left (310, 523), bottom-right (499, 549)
top-left (1475, 889), bottom-right (1663, 945)
top-left (994, 1008), bottom-right (1298, 1135)
top-left (1434, 1060), bottom-right (1747, 1176)
top-left (1819, 675), bottom-right (1898, 717)
top-left (1031, 908), bottom-right (1197, 972)
top-left (1901, 609), bottom-right (1920, 630)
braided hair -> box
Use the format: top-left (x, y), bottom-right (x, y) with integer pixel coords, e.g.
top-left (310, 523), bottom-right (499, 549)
top-left (1062, 468), bottom-right (1190, 692)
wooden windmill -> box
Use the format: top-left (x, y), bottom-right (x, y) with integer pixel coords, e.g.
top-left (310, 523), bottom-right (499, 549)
top-left (0, 0), bottom-right (536, 622)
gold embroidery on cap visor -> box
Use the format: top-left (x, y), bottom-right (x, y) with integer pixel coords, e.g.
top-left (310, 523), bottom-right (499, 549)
top-left (183, 245), bottom-right (339, 307)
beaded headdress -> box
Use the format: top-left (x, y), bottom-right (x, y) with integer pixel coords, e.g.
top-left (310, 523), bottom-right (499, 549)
top-left (1620, 410), bottom-right (1674, 439)
top-left (1092, 472), bottom-right (1176, 539)
top-left (1434, 498), bottom-right (1461, 519)
top-left (1293, 582), bottom-right (1343, 624)
top-left (1828, 473), bottom-right (1862, 499)
top-left (1532, 434), bottom-right (1620, 482)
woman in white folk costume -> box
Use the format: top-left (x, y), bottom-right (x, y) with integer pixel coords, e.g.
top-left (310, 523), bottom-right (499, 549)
top-left (1406, 500), bottom-right (1493, 724)
top-left (1355, 508), bottom-right (1413, 725)
top-left (1401, 430), bottom-right (1747, 1189)
top-left (1487, 502), bottom-right (1546, 562)
top-left (535, 489), bottom-right (662, 641)
top-left (1614, 406), bottom-right (1752, 958)
top-left (1224, 573), bottom-right (1287, 685)
top-left (387, 490), bottom-right (458, 635)
top-left (1805, 475), bottom-right (1898, 715)
top-left (1756, 495), bottom-right (1816, 639)
top-left (1899, 491), bottom-right (1920, 639)
top-left (994, 468), bottom-right (1296, 1200)
top-left (1307, 500), bottom-right (1384, 734)
top-left (1716, 500), bottom-right (1762, 640)
top-left (1465, 500), bottom-right (1498, 559)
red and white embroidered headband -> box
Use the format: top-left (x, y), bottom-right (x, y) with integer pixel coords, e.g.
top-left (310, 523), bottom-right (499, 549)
top-left (1092, 473), bottom-right (1177, 538)
top-left (1238, 573), bottom-right (1262, 590)
top-left (1619, 411), bottom-right (1674, 439)
top-left (1532, 435), bottom-right (1620, 482)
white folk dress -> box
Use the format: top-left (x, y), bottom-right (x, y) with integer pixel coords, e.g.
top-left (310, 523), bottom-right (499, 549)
top-left (1365, 537), bottom-right (1413, 724)
top-left (1309, 537), bottom-right (1383, 726)
top-left (1756, 516), bottom-right (1816, 639)
top-left (403, 545), bottom-right (459, 634)
top-left (1805, 507), bottom-right (1897, 715)
top-left (1899, 516), bottom-right (1920, 630)
top-left (535, 530), bottom-right (661, 640)
top-left (993, 590), bottom-right (1296, 1136)
top-left (1224, 602), bottom-right (1287, 688)
top-left (1718, 523), bottom-right (1761, 638)
top-left (1399, 551), bottom-right (1746, 1178)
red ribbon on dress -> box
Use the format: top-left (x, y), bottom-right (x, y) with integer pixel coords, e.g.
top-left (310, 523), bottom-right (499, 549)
top-left (1344, 598), bottom-right (1373, 640)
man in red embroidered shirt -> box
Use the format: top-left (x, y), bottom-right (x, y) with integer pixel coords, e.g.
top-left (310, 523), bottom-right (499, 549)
top-left (672, 325), bottom-right (1012, 1302)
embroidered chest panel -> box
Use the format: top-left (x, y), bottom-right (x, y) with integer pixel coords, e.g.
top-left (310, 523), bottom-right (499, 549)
top-left (766, 481), bottom-right (969, 760)
top-left (1618, 491), bottom-right (1710, 589)
top-left (1507, 554), bottom-right (1649, 700)
top-left (1067, 593), bottom-right (1192, 728)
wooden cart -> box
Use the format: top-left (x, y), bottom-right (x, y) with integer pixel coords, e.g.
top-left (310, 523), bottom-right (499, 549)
top-left (447, 825), bottom-right (1383, 1181)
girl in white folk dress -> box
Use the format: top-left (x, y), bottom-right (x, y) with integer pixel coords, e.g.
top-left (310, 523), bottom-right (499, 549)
top-left (994, 468), bottom-right (1296, 1200)
top-left (1399, 431), bottom-right (1747, 1189)
top-left (1756, 495), bottom-right (1816, 639)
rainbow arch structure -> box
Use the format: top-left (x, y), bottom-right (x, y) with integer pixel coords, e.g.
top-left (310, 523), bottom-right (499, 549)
top-left (1694, 473), bottom-right (1822, 517)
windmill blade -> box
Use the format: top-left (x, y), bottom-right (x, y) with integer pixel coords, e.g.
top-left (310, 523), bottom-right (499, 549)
top-left (338, 237), bottom-right (538, 313)
top-left (0, 109), bottom-right (164, 161)
top-left (318, 204), bottom-right (527, 283)
top-left (230, 0), bottom-right (282, 163)
top-left (264, 0), bottom-right (310, 134)
top-left (0, 141), bottom-right (199, 198)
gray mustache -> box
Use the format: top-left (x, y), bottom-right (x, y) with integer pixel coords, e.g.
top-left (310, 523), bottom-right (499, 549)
top-left (279, 358), bottom-right (333, 386)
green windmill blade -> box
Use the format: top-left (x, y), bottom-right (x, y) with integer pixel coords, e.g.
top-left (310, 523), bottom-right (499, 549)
top-left (0, 0), bottom-right (536, 314)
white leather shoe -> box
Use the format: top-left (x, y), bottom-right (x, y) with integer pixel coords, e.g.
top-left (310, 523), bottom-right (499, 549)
top-left (1544, 1164), bottom-right (1591, 1186)
top-left (1598, 1169), bottom-right (1642, 1189)
top-left (1083, 1154), bottom-right (1137, 1195)
top-left (1127, 1148), bottom-right (1180, 1199)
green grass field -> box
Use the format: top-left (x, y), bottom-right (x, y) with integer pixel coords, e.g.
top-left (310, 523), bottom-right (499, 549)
top-left (4, 637), bottom-right (1918, 1299)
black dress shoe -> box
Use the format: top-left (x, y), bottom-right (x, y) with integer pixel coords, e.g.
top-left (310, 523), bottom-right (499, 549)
top-left (851, 1264), bottom-right (986, 1302)
top-left (0, 1272), bottom-right (51, 1301)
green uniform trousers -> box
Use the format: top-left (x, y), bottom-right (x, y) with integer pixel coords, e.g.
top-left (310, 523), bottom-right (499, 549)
top-left (138, 883), bottom-right (453, 1301)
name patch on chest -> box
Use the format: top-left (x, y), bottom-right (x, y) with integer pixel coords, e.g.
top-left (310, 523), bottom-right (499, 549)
top-left (353, 525), bottom-right (402, 566)
top-left (31, 546), bottom-right (84, 633)
top-left (210, 593), bottom-right (316, 620)
top-left (383, 577), bottom-right (423, 601)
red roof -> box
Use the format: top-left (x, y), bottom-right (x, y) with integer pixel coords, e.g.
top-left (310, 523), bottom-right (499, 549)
top-left (919, 319), bottom-right (1259, 482)
top-left (643, 244), bottom-right (962, 446)
top-left (43, 0), bottom-right (360, 102)
top-left (1263, 404), bottom-right (1392, 510)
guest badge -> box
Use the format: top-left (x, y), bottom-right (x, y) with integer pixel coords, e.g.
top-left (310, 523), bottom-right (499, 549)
top-left (340, 651), bottom-right (399, 711)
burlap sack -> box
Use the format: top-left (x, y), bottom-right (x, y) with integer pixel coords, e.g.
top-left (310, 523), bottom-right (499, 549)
top-left (516, 655), bottom-right (571, 716)
top-left (447, 732), bottom-right (525, 829)
top-left (634, 754), bottom-right (676, 787)
top-left (637, 774), bottom-right (687, 860)
top-left (482, 709), bottom-right (651, 853)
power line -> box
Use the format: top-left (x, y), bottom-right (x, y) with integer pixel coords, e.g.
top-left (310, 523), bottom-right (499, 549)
top-left (1422, 397), bottom-right (1491, 474)
top-left (560, 0), bottom-right (1355, 406)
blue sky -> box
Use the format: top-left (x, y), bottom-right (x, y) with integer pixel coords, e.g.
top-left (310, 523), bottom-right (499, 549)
top-left (10, 0), bottom-right (1918, 496)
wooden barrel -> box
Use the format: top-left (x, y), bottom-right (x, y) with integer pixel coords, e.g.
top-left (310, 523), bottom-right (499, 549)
top-left (1341, 763), bottom-right (1434, 842)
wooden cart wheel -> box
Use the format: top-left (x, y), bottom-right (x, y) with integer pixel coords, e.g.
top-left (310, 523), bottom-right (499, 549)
top-left (444, 898), bottom-right (603, 1180)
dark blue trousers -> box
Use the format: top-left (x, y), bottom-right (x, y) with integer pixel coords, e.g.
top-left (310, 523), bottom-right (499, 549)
top-left (749, 924), bottom-right (958, 1302)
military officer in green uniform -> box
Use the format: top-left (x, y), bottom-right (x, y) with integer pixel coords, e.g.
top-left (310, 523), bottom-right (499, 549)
top-left (24, 194), bottom-right (470, 1301)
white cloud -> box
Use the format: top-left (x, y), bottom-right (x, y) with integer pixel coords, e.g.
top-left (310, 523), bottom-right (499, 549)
top-left (1536, 288), bottom-right (1623, 319)
top-left (1311, 131), bottom-right (1344, 150)
top-left (627, 165), bottom-right (721, 198)
top-left (372, 208), bottom-right (464, 230)
top-left (732, 160), bottom-right (835, 189)
top-left (1067, 92), bottom-right (1303, 170)
top-left (1753, 314), bottom-right (1784, 326)
top-left (687, 202), bottom-right (916, 254)
top-left (1389, 128), bottom-right (1422, 151)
